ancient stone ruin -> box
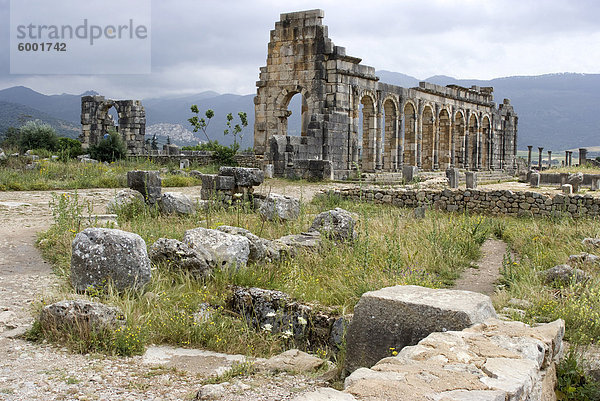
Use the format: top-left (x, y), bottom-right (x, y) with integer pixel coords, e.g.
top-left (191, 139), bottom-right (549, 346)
top-left (80, 95), bottom-right (146, 155)
top-left (254, 10), bottom-right (518, 180)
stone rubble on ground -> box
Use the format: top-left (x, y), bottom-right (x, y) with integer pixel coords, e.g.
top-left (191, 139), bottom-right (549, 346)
top-left (70, 227), bottom-right (152, 292)
top-left (538, 264), bottom-right (590, 285)
top-left (256, 193), bottom-right (301, 221)
top-left (309, 208), bottom-right (358, 241)
top-left (183, 227), bottom-right (251, 268)
top-left (149, 237), bottom-right (214, 278)
top-left (257, 349), bottom-right (327, 374)
top-left (107, 188), bottom-right (145, 213)
top-left (39, 299), bottom-right (125, 332)
top-left (127, 170), bottom-right (162, 204)
top-left (159, 191), bottom-right (197, 215)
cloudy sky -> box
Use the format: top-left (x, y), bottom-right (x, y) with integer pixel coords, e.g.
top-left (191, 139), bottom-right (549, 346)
top-left (1, 0), bottom-right (599, 99)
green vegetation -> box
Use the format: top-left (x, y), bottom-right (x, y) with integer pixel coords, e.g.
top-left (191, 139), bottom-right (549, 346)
top-left (17, 120), bottom-right (59, 153)
top-left (89, 130), bottom-right (127, 162)
top-left (555, 348), bottom-right (600, 400)
top-left (0, 158), bottom-right (214, 191)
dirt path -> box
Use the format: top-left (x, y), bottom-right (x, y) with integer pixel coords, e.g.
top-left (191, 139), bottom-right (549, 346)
top-left (452, 238), bottom-right (507, 295)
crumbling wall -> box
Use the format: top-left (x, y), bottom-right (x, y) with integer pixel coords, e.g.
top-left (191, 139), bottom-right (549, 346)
top-left (81, 95), bottom-right (146, 155)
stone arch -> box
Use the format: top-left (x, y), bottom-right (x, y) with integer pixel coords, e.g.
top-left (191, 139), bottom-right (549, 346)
top-left (275, 86), bottom-right (312, 136)
top-left (453, 110), bottom-right (466, 168)
top-left (359, 91), bottom-right (377, 171)
top-left (402, 101), bottom-right (418, 167)
top-left (382, 96), bottom-right (399, 171)
top-left (438, 108), bottom-right (452, 169)
top-left (468, 113), bottom-right (479, 170)
top-left (421, 104), bottom-right (435, 170)
top-left (481, 115), bottom-right (491, 169)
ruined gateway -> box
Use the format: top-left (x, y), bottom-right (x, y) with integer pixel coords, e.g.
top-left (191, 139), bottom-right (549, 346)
top-left (254, 10), bottom-right (518, 180)
top-left (80, 95), bottom-right (146, 155)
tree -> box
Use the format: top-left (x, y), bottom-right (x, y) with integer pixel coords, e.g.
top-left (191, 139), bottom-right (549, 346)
top-left (188, 107), bottom-right (214, 142)
top-left (224, 112), bottom-right (248, 150)
top-left (17, 120), bottom-right (59, 152)
top-left (151, 134), bottom-right (158, 150)
top-left (89, 130), bottom-right (127, 162)
top-left (56, 137), bottom-right (83, 160)
top-left (0, 127), bottom-right (20, 148)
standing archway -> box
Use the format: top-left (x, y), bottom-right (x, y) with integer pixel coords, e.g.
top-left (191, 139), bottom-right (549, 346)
top-left (481, 116), bottom-right (491, 169)
top-left (453, 111), bottom-right (466, 168)
top-left (383, 98), bottom-right (398, 171)
top-left (359, 94), bottom-right (376, 172)
top-left (439, 109), bottom-right (451, 169)
top-left (421, 105), bottom-right (435, 170)
top-left (468, 114), bottom-right (479, 170)
top-left (402, 102), bottom-right (417, 166)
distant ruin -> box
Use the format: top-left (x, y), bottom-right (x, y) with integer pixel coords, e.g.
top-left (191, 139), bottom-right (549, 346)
top-left (80, 95), bottom-right (146, 155)
top-left (254, 10), bottom-right (518, 180)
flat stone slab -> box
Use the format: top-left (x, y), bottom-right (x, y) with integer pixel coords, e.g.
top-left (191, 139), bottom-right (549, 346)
top-left (142, 346), bottom-right (260, 377)
top-left (344, 285), bottom-right (497, 373)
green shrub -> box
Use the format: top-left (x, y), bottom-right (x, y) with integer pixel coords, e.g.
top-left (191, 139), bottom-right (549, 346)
top-left (57, 137), bottom-right (83, 160)
top-left (89, 130), bottom-right (127, 162)
top-left (18, 120), bottom-right (59, 153)
top-left (556, 349), bottom-right (600, 400)
top-left (183, 140), bottom-right (237, 166)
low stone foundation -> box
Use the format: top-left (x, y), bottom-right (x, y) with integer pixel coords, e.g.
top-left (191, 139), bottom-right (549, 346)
top-left (324, 187), bottom-right (600, 218)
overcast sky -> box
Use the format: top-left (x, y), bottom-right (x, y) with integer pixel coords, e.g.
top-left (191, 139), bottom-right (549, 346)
top-left (1, 0), bottom-right (599, 99)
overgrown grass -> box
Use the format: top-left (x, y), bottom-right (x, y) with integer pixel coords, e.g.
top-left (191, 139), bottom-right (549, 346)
top-left (0, 157), bottom-right (212, 191)
top-left (552, 164), bottom-right (600, 174)
top-left (36, 191), bottom-right (492, 357)
top-left (35, 186), bottom-right (600, 366)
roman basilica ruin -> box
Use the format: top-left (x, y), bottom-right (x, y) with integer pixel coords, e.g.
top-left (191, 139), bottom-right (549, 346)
top-left (254, 10), bottom-right (518, 180)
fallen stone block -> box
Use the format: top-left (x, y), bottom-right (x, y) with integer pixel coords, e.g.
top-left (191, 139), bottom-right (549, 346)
top-left (257, 193), bottom-right (300, 221)
top-left (344, 285), bottom-right (497, 373)
top-left (39, 300), bottom-right (125, 333)
top-left (159, 192), bottom-right (196, 215)
top-left (309, 208), bottom-right (358, 242)
top-left (127, 170), bottom-right (162, 204)
top-left (257, 349), bottom-right (326, 373)
top-left (149, 238), bottom-right (213, 278)
top-left (71, 228), bottom-right (151, 292)
top-left (219, 166), bottom-right (264, 187)
top-left (538, 264), bottom-right (590, 285)
top-left (107, 188), bottom-right (145, 213)
top-left (183, 227), bottom-right (250, 268)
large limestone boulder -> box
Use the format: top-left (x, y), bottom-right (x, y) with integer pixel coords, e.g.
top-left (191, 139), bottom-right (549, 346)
top-left (310, 208), bottom-right (358, 241)
top-left (276, 232), bottom-right (321, 254)
top-left (183, 227), bottom-right (251, 268)
top-left (257, 349), bottom-right (327, 374)
top-left (149, 238), bottom-right (213, 278)
top-left (344, 285), bottom-right (497, 373)
top-left (215, 225), bottom-right (270, 262)
top-left (107, 188), bottom-right (145, 213)
top-left (257, 193), bottom-right (300, 221)
top-left (159, 192), bottom-right (196, 215)
top-left (71, 228), bottom-right (152, 292)
top-left (127, 170), bottom-right (162, 204)
top-left (39, 300), bottom-right (125, 332)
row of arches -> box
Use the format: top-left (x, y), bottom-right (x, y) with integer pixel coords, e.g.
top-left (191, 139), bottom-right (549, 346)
top-left (355, 95), bottom-right (494, 172)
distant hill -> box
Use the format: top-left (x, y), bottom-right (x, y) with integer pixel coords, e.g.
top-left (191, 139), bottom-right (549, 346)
top-left (1, 71), bottom-right (600, 151)
top-left (0, 101), bottom-right (80, 139)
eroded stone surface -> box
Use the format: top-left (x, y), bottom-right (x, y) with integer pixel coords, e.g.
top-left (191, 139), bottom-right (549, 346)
top-left (149, 238), bottom-right (213, 277)
top-left (183, 227), bottom-right (251, 268)
top-left (39, 300), bottom-right (125, 332)
top-left (309, 208), bottom-right (358, 241)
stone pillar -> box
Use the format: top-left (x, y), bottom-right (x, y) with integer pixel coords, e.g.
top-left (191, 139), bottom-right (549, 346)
top-left (465, 171), bottom-right (477, 189)
top-left (446, 168), bottom-right (459, 189)
top-left (476, 128), bottom-right (483, 170)
top-left (403, 165), bottom-right (418, 183)
top-left (547, 151), bottom-right (552, 169)
top-left (527, 145), bottom-right (533, 167)
top-left (530, 172), bottom-right (540, 188)
top-left (564, 150), bottom-right (569, 168)
top-left (416, 115), bottom-right (422, 168)
top-left (568, 151), bottom-right (573, 166)
top-left (463, 133), bottom-right (470, 170)
top-left (398, 113), bottom-right (405, 169)
top-left (538, 147), bottom-right (544, 170)
top-left (591, 175), bottom-right (600, 191)
top-left (579, 148), bottom-right (588, 166)
top-left (433, 124), bottom-right (440, 170)
top-left (375, 112), bottom-right (383, 170)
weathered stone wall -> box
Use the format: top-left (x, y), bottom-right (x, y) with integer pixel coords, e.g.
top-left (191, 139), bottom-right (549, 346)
top-left (539, 172), bottom-right (600, 187)
top-left (81, 95), bottom-right (146, 155)
top-left (325, 187), bottom-right (600, 218)
top-left (302, 318), bottom-right (564, 401)
top-left (254, 10), bottom-right (518, 180)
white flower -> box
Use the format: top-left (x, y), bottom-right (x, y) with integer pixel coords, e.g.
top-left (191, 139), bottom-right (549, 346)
top-left (297, 317), bottom-right (307, 326)
top-left (265, 312), bottom-right (276, 317)
top-left (262, 323), bottom-right (273, 332)
top-left (282, 330), bottom-right (293, 339)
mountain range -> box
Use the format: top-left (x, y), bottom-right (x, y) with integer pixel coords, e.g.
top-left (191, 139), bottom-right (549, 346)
top-left (0, 71), bottom-right (599, 151)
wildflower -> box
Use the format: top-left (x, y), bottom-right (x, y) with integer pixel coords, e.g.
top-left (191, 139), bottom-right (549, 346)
top-left (297, 317), bottom-right (307, 326)
top-left (266, 312), bottom-right (276, 318)
top-left (262, 323), bottom-right (273, 332)
top-left (282, 330), bottom-right (293, 339)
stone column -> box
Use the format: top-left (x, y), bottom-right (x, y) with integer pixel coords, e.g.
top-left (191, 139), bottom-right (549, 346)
top-left (547, 151), bottom-right (552, 169)
top-left (579, 148), bottom-right (588, 166)
top-left (527, 145), bottom-right (533, 167)
top-left (398, 113), bottom-right (405, 169)
top-left (463, 132), bottom-right (470, 170)
top-left (538, 147), bottom-right (544, 170)
top-left (476, 128), bottom-right (483, 170)
top-left (433, 123), bottom-right (440, 170)
top-left (568, 151), bottom-right (573, 166)
top-left (416, 114), bottom-right (422, 168)
top-left (465, 171), bottom-right (477, 189)
top-left (375, 112), bottom-right (383, 170)
top-left (564, 150), bottom-right (569, 168)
